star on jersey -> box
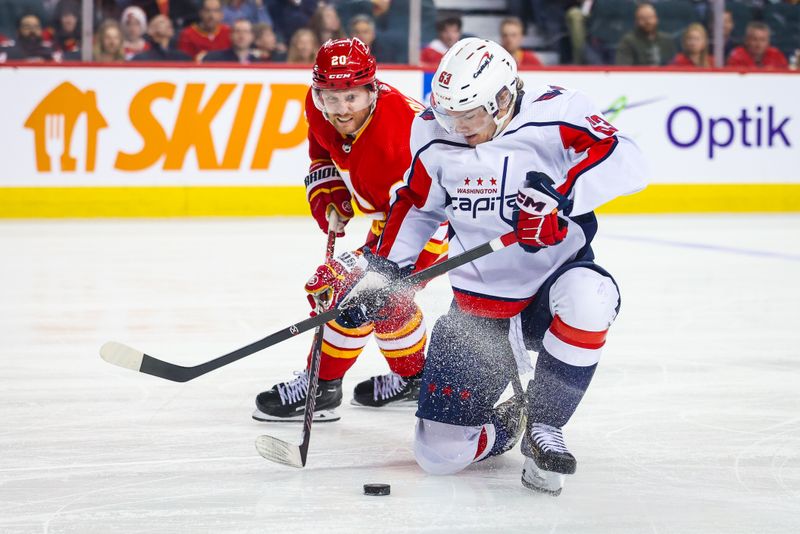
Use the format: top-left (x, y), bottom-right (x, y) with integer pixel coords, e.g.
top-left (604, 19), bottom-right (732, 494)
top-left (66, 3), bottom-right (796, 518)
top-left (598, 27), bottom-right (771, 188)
top-left (464, 178), bottom-right (470, 185)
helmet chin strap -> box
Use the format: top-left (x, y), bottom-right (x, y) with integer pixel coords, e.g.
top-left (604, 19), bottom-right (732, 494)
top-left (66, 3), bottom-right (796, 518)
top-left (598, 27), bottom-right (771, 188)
top-left (490, 90), bottom-right (518, 140)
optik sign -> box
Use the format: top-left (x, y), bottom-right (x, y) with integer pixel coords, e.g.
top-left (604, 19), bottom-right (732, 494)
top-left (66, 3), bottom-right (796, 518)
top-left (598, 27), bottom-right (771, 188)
top-left (666, 104), bottom-right (792, 159)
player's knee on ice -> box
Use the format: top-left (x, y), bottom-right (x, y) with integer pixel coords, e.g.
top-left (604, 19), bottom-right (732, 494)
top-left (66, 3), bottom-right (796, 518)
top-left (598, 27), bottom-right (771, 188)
top-left (413, 418), bottom-right (493, 475)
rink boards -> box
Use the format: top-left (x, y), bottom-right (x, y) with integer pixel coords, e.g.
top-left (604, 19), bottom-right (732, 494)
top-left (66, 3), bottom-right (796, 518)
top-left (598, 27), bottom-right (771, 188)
top-left (0, 63), bottom-right (798, 217)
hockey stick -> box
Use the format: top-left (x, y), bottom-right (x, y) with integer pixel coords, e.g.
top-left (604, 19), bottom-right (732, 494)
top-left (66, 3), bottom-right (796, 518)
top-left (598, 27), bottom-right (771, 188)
top-left (100, 231), bottom-right (519, 383)
top-left (255, 228), bottom-right (335, 468)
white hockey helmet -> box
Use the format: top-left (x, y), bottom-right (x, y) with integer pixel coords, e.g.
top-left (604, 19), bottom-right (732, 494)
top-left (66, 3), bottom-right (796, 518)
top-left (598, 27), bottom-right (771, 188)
top-left (430, 38), bottom-right (519, 139)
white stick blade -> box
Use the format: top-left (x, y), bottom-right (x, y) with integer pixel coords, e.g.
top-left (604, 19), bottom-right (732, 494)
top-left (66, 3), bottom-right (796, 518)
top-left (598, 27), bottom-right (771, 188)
top-left (100, 341), bottom-right (145, 371)
top-left (255, 435), bottom-right (303, 468)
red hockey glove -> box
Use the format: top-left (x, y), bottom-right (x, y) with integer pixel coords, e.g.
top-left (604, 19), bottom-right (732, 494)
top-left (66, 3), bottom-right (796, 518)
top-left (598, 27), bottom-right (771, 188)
top-left (305, 164), bottom-right (354, 237)
top-left (512, 171), bottom-right (572, 253)
top-left (304, 249), bottom-right (408, 328)
top-left (304, 250), bottom-right (367, 312)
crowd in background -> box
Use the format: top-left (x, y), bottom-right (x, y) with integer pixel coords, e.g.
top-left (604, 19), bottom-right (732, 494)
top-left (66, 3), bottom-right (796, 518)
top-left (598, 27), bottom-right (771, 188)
top-left (0, 0), bottom-right (797, 68)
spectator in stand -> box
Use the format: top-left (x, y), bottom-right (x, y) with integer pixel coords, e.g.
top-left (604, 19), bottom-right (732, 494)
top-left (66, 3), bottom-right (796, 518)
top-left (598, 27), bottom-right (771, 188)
top-left (727, 21), bottom-right (788, 69)
top-left (2, 14), bottom-right (55, 62)
top-left (128, 0), bottom-right (201, 30)
top-left (252, 23), bottom-right (286, 61)
top-left (335, 0), bottom-right (437, 64)
top-left (500, 16), bottom-right (542, 67)
top-left (131, 14), bottom-right (191, 60)
top-left (671, 23), bottom-right (713, 67)
top-left (310, 4), bottom-right (345, 46)
top-left (203, 18), bottom-right (260, 62)
top-left (615, 3), bottom-right (676, 66)
top-left (420, 15), bottom-right (461, 66)
top-left (121, 6), bottom-right (150, 60)
top-left (285, 27), bottom-right (317, 63)
top-left (222, 0), bottom-right (272, 27)
top-left (178, 0), bottom-right (231, 61)
top-left (94, 19), bottom-right (125, 62)
top-left (348, 15), bottom-right (395, 63)
top-left (270, 0), bottom-right (317, 45)
top-left (564, 0), bottom-right (590, 64)
top-left (43, 0), bottom-right (80, 54)
top-left (720, 10), bottom-right (738, 61)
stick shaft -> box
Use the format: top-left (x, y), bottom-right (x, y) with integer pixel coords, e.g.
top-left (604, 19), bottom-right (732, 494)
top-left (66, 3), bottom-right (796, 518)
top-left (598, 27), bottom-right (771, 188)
top-left (107, 232), bottom-right (518, 382)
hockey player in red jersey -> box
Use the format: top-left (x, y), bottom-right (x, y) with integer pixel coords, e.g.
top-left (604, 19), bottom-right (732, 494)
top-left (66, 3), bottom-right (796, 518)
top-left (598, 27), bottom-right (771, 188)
top-left (309, 38), bottom-right (647, 493)
top-left (253, 38), bottom-right (447, 423)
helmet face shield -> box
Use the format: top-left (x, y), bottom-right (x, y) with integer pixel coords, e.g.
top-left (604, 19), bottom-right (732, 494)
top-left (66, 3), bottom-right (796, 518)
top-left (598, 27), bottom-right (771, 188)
top-left (312, 87), bottom-right (376, 117)
top-left (431, 103), bottom-right (494, 137)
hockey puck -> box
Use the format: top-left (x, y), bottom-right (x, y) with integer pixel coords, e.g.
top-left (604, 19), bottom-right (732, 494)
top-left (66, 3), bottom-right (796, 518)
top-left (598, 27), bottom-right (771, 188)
top-left (363, 483), bottom-right (391, 496)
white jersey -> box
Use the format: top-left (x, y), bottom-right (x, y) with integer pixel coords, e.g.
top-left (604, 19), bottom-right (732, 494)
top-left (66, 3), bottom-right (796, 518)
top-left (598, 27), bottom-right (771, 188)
top-left (377, 84), bottom-right (648, 318)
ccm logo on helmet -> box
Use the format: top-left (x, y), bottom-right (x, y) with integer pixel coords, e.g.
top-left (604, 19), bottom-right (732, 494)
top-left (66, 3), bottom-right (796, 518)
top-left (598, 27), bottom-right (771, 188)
top-left (329, 73), bottom-right (353, 79)
top-left (473, 52), bottom-right (494, 79)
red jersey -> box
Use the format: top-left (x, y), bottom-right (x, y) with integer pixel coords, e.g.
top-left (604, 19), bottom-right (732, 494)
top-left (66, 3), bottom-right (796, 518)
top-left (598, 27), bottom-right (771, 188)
top-left (726, 46), bottom-right (788, 69)
top-left (514, 49), bottom-right (542, 68)
top-left (420, 39), bottom-right (448, 67)
top-left (670, 52), bottom-right (715, 67)
top-left (177, 23), bottom-right (231, 60)
top-left (306, 83), bottom-right (423, 224)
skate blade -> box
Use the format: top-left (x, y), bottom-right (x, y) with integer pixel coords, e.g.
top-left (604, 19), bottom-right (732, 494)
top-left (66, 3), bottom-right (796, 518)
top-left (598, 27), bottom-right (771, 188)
top-left (251, 408), bottom-right (340, 423)
top-left (349, 398), bottom-right (417, 408)
top-left (521, 457), bottom-right (566, 496)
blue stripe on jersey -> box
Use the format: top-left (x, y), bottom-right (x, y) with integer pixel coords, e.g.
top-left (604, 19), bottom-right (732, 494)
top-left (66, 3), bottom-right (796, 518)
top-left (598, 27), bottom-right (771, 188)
top-left (500, 120), bottom-right (601, 142)
top-left (500, 120), bottom-right (619, 201)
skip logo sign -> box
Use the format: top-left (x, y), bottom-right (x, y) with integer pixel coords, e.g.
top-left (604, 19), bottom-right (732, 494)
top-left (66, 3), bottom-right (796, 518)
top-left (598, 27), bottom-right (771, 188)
top-left (25, 81), bottom-right (309, 173)
top-left (24, 82), bottom-right (108, 172)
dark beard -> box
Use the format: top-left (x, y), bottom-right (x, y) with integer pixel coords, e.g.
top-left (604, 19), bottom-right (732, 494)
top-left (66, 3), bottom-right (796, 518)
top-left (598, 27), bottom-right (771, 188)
top-left (19, 34), bottom-right (43, 51)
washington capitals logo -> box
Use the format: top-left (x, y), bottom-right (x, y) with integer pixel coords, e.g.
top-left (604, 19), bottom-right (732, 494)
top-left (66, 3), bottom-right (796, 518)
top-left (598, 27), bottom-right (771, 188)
top-left (473, 52), bottom-right (493, 79)
top-left (534, 85), bottom-right (565, 102)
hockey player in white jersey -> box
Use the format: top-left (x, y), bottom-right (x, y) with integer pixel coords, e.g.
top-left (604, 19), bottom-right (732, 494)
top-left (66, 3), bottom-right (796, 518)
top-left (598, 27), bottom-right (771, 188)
top-left (317, 37), bottom-right (647, 494)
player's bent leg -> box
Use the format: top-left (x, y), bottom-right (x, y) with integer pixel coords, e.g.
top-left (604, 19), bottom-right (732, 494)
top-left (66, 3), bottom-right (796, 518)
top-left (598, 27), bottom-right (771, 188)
top-left (414, 398), bottom-right (526, 475)
top-left (353, 301), bottom-right (426, 407)
top-left (252, 321), bottom-right (374, 422)
top-left (413, 305), bottom-right (525, 473)
top-left (520, 266), bottom-right (621, 494)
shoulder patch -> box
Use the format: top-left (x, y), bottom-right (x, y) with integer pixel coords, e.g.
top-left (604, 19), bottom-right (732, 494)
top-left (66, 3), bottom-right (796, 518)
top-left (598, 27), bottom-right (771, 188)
top-left (534, 85), bottom-right (566, 103)
top-left (419, 107), bottom-right (436, 121)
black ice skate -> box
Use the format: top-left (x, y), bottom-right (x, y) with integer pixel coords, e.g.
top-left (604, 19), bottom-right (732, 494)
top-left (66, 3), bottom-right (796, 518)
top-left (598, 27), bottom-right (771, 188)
top-left (252, 371), bottom-right (342, 423)
top-left (351, 371), bottom-right (422, 407)
top-left (488, 396), bottom-right (527, 457)
top-left (520, 423), bottom-right (577, 496)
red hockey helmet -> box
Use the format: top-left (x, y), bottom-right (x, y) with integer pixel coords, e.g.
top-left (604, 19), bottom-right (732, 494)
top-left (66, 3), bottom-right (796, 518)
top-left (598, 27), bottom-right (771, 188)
top-left (312, 38), bottom-right (377, 90)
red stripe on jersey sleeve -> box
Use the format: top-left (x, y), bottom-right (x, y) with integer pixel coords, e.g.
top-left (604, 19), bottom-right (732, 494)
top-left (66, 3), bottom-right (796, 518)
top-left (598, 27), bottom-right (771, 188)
top-left (558, 124), bottom-right (618, 196)
top-left (549, 314), bottom-right (608, 349)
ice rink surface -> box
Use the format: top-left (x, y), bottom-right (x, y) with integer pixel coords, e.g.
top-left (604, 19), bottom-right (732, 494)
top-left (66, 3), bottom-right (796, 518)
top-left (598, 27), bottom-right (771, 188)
top-left (1, 215), bottom-right (799, 533)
